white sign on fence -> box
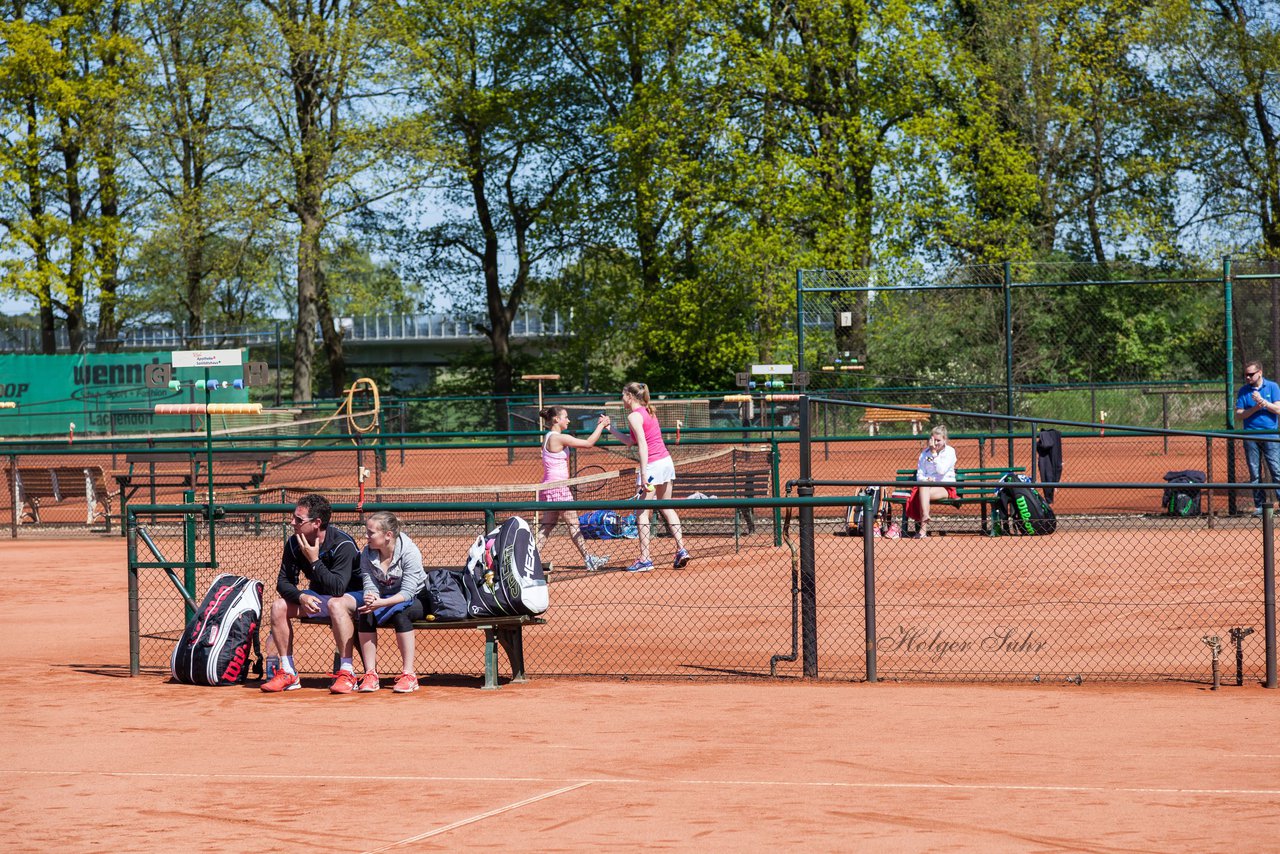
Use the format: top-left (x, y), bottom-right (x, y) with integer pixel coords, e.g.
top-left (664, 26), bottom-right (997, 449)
top-left (171, 349), bottom-right (243, 368)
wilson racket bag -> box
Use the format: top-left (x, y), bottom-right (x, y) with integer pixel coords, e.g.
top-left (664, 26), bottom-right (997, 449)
top-left (996, 473), bottom-right (1057, 535)
top-left (462, 516), bottom-right (548, 617)
top-left (171, 574), bottom-right (264, 686)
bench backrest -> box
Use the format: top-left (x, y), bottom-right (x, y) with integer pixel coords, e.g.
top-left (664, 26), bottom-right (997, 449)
top-left (894, 467), bottom-right (1021, 499)
top-left (677, 469), bottom-right (769, 497)
top-left (124, 452), bottom-right (273, 474)
top-left (8, 466), bottom-right (108, 500)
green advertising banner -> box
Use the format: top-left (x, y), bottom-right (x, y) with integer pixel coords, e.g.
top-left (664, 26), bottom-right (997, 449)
top-left (0, 351), bottom-right (250, 437)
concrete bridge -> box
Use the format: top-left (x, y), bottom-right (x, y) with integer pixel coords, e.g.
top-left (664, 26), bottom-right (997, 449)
top-left (0, 310), bottom-right (570, 367)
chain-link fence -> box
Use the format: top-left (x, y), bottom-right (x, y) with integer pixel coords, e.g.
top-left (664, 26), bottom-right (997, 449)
top-left (796, 260), bottom-right (1276, 433)
top-left (4, 413), bottom-right (1276, 536)
top-left (126, 482), bottom-right (1277, 685)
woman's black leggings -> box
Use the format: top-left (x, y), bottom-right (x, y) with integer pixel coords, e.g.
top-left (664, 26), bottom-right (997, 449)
top-left (356, 596), bottom-right (425, 634)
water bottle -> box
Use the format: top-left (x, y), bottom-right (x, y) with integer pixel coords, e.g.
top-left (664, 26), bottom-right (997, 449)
top-left (264, 629), bottom-right (278, 679)
top-left (991, 507), bottom-right (1004, 536)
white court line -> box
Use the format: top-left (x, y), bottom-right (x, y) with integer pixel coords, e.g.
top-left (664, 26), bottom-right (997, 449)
top-left (7, 769), bottom-right (1280, 797)
top-left (361, 782), bottom-right (592, 852)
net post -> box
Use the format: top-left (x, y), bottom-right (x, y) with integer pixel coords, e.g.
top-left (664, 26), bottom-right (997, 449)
top-left (797, 395), bottom-right (817, 678)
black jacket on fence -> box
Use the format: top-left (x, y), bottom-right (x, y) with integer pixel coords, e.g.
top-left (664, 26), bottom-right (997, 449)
top-left (1036, 429), bottom-right (1063, 503)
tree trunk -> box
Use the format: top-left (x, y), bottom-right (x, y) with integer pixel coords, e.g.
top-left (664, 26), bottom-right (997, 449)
top-left (59, 116), bottom-right (86, 354)
top-left (314, 263), bottom-right (347, 397)
top-left (292, 221), bottom-right (321, 402)
top-left (93, 0), bottom-right (126, 353)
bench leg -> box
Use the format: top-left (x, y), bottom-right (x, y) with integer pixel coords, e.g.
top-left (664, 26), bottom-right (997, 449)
top-left (497, 626), bottom-right (527, 684)
top-left (482, 627), bottom-right (501, 689)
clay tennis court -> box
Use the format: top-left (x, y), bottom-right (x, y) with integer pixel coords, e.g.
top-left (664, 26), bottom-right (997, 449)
top-left (4, 537), bottom-right (1279, 852)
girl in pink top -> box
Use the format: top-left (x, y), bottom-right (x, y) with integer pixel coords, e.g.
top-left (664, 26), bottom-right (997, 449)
top-left (537, 406), bottom-right (610, 572)
top-left (607, 381), bottom-right (690, 572)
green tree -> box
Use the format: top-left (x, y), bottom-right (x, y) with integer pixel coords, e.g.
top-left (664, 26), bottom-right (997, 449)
top-left (0, 0), bottom-right (142, 352)
top-left (1151, 0), bottom-right (1280, 257)
top-left (131, 0), bottom-right (280, 343)
top-left (395, 0), bottom-right (604, 426)
top-left (243, 0), bottom-right (410, 400)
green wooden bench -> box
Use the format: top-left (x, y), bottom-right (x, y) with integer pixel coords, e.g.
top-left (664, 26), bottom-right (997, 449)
top-left (113, 450), bottom-right (273, 524)
top-left (884, 467), bottom-right (1022, 536)
top-left (300, 613), bottom-right (545, 690)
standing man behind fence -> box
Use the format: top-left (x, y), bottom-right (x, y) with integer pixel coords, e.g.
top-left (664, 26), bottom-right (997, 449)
top-left (1235, 359), bottom-right (1280, 517)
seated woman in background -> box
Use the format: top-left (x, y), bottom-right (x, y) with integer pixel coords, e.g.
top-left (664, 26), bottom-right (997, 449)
top-left (908, 425), bottom-right (957, 538)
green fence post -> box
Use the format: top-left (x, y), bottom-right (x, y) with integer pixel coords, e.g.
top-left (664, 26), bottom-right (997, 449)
top-left (796, 269), bottom-right (806, 372)
top-left (128, 513), bottom-right (140, 676)
top-left (183, 489), bottom-right (197, 623)
top-left (771, 437), bottom-right (782, 547)
top-left (1003, 260), bottom-right (1015, 468)
top-left (1225, 257), bottom-right (1239, 515)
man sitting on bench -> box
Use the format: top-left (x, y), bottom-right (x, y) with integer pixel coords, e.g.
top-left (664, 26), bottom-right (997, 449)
top-left (261, 494), bottom-right (365, 694)
top-left (907, 425), bottom-right (958, 539)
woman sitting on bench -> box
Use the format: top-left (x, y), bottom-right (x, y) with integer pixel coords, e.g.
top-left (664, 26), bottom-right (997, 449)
top-left (908, 425), bottom-right (957, 539)
top-left (354, 511), bottom-right (427, 694)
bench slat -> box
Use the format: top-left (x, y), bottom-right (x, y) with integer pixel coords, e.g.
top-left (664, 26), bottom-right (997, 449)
top-left (298, 612), bottom-right (544, 689)
top-left (7, 465), bottom-right (112, 529)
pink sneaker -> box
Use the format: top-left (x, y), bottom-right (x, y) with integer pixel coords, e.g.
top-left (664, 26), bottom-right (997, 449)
top-left (329, 670), bottom-right (358, 694)
top-left (357, 672), bottom-right (381, 693)
top-left (884, 522), bottom-right (901, 540)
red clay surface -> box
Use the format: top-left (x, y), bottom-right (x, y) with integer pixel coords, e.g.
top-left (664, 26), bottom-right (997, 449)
top-left (3, 538), bottom-right (1278, 852)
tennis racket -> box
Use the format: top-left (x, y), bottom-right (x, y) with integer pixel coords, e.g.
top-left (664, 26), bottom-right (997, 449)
top-left (571, 465), bottom-right (609, 499)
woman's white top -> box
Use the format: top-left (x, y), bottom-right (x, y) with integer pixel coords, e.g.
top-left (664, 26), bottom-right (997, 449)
top-left (916, 445), bottom-right (957, 482)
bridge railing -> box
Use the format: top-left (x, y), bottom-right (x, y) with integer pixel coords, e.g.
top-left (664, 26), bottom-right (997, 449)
top-left (0, 309), bottom-right (570, 353)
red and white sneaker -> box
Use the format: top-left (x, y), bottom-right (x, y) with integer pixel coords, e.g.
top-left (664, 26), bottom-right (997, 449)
top-left (330, 670), bottom-right (358, 694)
top-left (393, 672), bottom-right (419, 694)
top-left (261, 669), bottom-right (300, 692)
top-left (357, 672), bottom-right (381, 693)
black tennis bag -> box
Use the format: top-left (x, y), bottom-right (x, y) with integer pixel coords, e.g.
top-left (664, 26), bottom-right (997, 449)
top-left (462, 516), bottom-right (548, 617)
top-left (1161, 470), bottom-right (1205, 517)
top-left (845, 485), bottom-right (892, 536)
top-left (997, 474), bottom-right (1057, 535)
top-left (171, 574), bottom-right (263, 686)
top-left (421, 568), bottom-right (471, 621)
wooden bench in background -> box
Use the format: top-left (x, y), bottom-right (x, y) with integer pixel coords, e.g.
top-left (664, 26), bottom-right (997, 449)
top-left (860, 406), bottom-right (933, 435)
top-left (7, 465), bottom-right (114, 531)
top-left (300, 613), bottom-right (544, 689)
top-left (114, 451), bottom-right (273, 522)
top-left (884, 466), bottom-right (1021, 536)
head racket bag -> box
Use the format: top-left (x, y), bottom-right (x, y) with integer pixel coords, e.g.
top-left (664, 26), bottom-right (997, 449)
top-left (463, 516), bottom-right (548, 617)
top-left (170, 574), bottom-right (264, 686)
